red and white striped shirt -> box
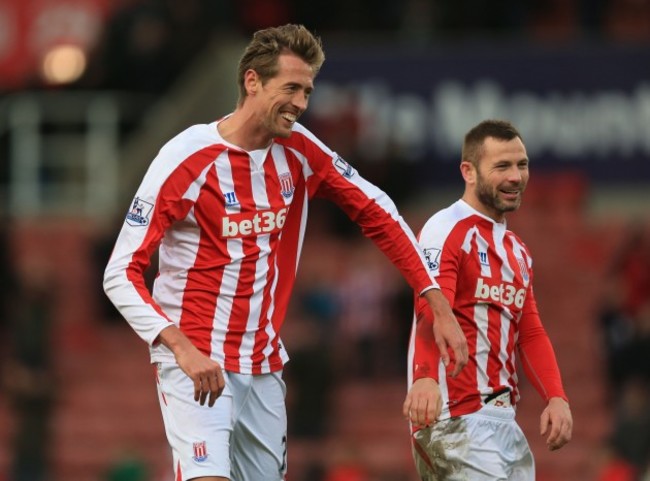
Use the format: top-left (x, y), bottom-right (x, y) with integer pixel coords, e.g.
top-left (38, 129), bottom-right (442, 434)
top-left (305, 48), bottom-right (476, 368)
top-left (408, 200), bottom-right (567, 421)
top-left (104, 119), bottom-right (436, 374)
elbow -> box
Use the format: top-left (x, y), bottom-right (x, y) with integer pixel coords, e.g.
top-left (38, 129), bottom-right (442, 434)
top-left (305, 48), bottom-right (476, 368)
top-left (103, 264), bottom-right (118, 300)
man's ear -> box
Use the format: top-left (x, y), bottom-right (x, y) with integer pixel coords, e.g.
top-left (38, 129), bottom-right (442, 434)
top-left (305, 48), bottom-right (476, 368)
top-left (460, 161), bottom-right (476, 184)
top-left (244, 69), bottom-right (259, 96)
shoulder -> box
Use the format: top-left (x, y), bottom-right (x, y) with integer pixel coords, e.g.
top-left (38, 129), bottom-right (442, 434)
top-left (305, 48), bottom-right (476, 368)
top-left (160, 123), bottom-right (218, 155)
top-left (507, 229), bottom-right (532, 257)
top-left (142, 123), bottom-right (223, 185)
top-left (420, 201), bottom-right (478, 246)
top-left (277, 122), bottom-right (334, 159)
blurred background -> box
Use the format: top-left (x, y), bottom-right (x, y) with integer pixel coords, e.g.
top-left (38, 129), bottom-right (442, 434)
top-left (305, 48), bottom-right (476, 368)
top-left (0, 0), bottom-right (649, 480)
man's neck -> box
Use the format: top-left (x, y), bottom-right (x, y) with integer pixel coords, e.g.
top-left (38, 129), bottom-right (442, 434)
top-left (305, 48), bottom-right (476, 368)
top-left (461, 195), bottom-right (505, 224)
top-left (217, 109), bottom-right (273, 151)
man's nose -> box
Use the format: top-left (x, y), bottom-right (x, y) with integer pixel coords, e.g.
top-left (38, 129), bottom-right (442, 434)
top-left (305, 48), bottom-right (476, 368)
top-left (507, 167), bottom-right (523, 183)
top-left (292, 92), bottom-right (308, 110)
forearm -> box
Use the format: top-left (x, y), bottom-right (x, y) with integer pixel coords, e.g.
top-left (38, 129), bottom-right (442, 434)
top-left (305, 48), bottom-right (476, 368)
top-left (519, 335), bottom-right (568, 402)
top-left (412, 296), bottom-right (441, 381)
top-left (157, 325), bottom-right (196, 357)
top-left (321, 173), bottom-right (435, 293)
top-left (422, 288), bottom-right (453, 319)
top-left (104, 271), bottom-right (171, 345)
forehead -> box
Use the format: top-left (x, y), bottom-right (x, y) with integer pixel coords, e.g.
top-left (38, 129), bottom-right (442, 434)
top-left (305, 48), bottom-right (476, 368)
top-left (271, 53), bottom-right (315, 85)
top-left (481, 136), bottom-right (527, 162)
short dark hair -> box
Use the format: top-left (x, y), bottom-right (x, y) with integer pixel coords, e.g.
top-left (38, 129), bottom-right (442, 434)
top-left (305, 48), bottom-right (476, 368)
top-left (236, 24), bottom-right (325, 106)
top-left (462, 119), bottom-right (522, 166)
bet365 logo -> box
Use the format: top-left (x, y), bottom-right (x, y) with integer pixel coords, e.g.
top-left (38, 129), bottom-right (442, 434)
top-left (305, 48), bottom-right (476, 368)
top-left (474, 278), bottom-right (526, 308)
top-left (221, 208), bottom-right (288, 238)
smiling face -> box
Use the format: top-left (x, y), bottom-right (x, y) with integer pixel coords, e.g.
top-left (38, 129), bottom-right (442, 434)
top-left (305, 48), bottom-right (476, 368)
top-left (461, 136), bottom-right (529, 222)
top-left (245, 52), bottom-right (314, 140)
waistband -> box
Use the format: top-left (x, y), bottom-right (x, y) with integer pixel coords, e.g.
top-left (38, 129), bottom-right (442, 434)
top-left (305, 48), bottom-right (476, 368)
top-left (484, 389), bottom-right (512, 408)
top-left (472, 403), bottom-right (516, 421)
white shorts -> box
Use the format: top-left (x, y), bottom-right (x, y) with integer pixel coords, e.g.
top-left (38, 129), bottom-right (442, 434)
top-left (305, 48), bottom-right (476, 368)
top-left (412, 404), bottom-right (535, 481)
top-left (155, 362), bottom-right (288, 481)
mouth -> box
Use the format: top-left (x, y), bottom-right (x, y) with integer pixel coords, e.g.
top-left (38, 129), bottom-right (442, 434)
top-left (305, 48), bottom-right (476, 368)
top-left (499, 188), bottom-right (521, 200)
top-left (280, 112), bottom-right (298, 124)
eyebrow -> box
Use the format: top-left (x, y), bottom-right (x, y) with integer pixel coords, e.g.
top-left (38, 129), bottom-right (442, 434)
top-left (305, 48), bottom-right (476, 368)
top-left (285, 81), bottom-right (313, 91)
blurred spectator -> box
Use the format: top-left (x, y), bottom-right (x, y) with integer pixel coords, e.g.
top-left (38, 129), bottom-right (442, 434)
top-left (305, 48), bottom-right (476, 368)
top-left (299, 461), bottom-right (327, 481)
top-left (596, 222), bottom-right (650, 481)
top-left (283, 231), bottom-right (340, 439)
top-left (92, 0), bottom-right (176, 92)
top-left (609, 224), bottom-right (650, 319)
top-left (610, 301), bottom-right (650, 393)
top-left (283, 311), bottom-right (335, 439)
top-left (603, 0), bottom-right (650, 41)
top-left (235, 0), bottom-right (293, 33)
top-left (2, 242), bottom-right (56, 481)
top-left (598, 376), bottom-right (650, 481)
top-left (336, 240), bottom-right (403, 379)
top-left (81, 0), bottom-right (236, 94)
top-left (398, 0), bottom-right (437, 42)
top-left (578, 0), bottom-right (610, 36)
top-left (162, 0), bottom-right (235, 71)
top-left (598, 222), bottom-right (650, 394)
top-left (432, 0), bottom-right (536, 36)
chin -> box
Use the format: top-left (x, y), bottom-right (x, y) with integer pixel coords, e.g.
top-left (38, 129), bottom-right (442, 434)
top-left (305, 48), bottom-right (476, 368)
top-left (504, 203), bottom-right (521, 213)
top-left (274, 127), bottom-right (293, 138)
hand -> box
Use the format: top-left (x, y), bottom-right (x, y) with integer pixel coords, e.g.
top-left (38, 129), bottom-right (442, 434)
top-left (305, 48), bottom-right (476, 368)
top-left (176, 346), bottom-right (226, 407)
top-left (157, 326), bottom-right (226, 407)
top-left (403, 378), bottom-right (442, 427)
top-left (540, 397), bottom-right (572, 451)
top-left (423, 289), bottom-right (468, 377)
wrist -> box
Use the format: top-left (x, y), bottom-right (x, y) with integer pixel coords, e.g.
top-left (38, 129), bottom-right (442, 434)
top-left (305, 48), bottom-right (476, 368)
top-left (414, 376), bottom-right (439, 387)
top-left (157, 325), bottom-right (194, 355)
top-left (413, 364), bottom-right (438, 382)
top-left (424, 289), bottom-right (452, 317)
top-left (548, 395), bottom-right (570, 405)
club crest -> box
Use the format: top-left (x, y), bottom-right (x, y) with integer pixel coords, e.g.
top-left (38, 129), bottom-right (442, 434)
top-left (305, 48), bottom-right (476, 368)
top-left (516, 257), bottom-right (529, 283)
top-left (279, 172), bottom-right (295, 198)
top-left (193, 441), bottom-right (208, 462)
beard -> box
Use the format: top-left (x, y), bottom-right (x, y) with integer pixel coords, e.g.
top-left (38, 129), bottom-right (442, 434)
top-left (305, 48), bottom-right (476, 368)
top-left (475, 172), bottom-right (523, 215)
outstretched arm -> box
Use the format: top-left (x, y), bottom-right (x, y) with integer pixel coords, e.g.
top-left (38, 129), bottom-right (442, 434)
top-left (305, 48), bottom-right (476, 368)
top-left (405, 289), bottom-right (464, 426)
top-left (422, 289), bottom-right (467, 377)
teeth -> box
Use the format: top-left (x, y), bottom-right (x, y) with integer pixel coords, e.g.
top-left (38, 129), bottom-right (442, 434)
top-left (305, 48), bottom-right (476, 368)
top-left (282, 113), bottom-right (296, 123)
